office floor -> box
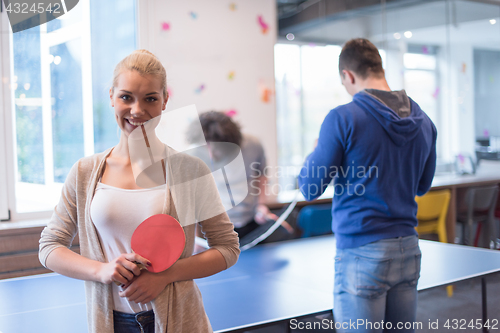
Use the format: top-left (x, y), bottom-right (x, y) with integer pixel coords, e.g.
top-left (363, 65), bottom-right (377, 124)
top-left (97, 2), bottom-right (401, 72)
top-left (415, 274), bottom-right (500, 332)
top-left (244, 270), bottom-right (500, 333)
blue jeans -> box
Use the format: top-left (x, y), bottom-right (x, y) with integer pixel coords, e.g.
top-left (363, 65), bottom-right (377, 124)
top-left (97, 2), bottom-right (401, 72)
top-left (333, 236), bottom-right (421, 333)
top-left (113, 309), bottom-right (155, 333)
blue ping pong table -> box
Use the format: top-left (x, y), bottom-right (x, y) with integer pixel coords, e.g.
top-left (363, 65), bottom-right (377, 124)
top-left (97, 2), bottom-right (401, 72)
top-left (1, 235), bottom-right (500, 333)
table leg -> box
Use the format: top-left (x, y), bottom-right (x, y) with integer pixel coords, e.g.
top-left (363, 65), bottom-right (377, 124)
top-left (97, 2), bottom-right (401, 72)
top-left (447, 187), bottom-right (457, 243)
top-left (482, 277), bottom-right (489, 333)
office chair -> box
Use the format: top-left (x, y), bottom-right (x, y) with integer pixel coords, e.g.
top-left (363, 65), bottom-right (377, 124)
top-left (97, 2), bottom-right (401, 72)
top-left (415, 189), bottom-right (452, 296)
top-left (296, 203), bottom-right (333, 238)
top-left (457, 185), bottom-right (499, 248)
top-left (415, 190), bottom-right (451, 244)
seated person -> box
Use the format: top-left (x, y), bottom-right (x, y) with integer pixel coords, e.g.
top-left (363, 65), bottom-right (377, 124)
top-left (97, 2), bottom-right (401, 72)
top-left (187, 111), bottom-right (292, 243)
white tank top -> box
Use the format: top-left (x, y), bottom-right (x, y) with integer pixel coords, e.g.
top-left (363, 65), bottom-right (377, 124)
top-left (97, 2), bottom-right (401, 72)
top-left (90, 182), bottom-right (166, 313)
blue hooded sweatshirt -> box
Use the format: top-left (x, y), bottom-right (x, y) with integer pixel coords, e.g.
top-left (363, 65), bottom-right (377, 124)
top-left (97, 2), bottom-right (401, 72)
top-left (298, 90), bottom-right (437, 249)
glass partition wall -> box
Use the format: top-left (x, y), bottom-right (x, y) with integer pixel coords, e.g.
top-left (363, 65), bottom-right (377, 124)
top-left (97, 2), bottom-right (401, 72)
top-left (275, 0), bottom-right (500, 188)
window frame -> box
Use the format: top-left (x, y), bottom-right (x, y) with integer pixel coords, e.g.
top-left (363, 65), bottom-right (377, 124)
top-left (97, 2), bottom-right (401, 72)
top-left (1, 7), bottom-right (17, 221)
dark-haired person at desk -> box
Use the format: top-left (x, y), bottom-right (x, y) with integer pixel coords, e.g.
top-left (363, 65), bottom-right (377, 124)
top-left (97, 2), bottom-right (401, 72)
top-left (187, 111), bottom-right (293, 245)
top-left (298, 38), bottom-right (437, 332)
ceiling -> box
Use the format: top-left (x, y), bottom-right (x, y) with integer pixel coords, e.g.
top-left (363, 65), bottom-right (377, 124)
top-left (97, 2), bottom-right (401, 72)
top-left (277, 0), bottom-right (500, 48)
top-left (277, 0), bottom-right (310, 19)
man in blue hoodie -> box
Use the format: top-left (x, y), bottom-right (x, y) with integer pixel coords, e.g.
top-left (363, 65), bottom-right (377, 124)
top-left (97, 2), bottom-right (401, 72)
top-left (298, 39), bottom-right (437, 332)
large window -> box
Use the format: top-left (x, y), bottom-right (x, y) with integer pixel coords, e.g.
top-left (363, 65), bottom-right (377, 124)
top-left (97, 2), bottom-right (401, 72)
top-left (2, 0), bottom-right (137, 217)
top-left (275, 44), bottom-right (352, 188)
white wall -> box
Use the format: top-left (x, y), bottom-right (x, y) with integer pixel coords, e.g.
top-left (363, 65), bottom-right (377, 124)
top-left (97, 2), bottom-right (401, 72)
top-left (138, 0), bottom-right (278, 176)
top-left (448, 41), bottom-right (476, 161)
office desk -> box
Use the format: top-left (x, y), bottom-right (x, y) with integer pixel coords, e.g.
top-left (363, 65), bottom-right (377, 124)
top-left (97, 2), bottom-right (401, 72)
top-left (2, 236), bottom-right (500, 333)
top-left (266, 161), bottom-right (500, 243)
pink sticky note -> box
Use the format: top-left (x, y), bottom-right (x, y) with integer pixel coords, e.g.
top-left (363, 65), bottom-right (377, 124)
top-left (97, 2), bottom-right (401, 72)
top-left (258, 15), bottom-right (269, 34)
top-left (195, 84), bottom-right (205, 94)
top-left (432, 87), bottom-right (440, 99)
top-left (161, 22), bottom-right (170, 31)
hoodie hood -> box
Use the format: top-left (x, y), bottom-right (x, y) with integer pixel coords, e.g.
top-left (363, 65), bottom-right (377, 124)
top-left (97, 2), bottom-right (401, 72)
top-left (353, 90), bottom-right (425, 146)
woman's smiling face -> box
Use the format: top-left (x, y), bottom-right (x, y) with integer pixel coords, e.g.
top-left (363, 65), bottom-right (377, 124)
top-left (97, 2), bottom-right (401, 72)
top-left (110, 70), bottom-right (167, 136)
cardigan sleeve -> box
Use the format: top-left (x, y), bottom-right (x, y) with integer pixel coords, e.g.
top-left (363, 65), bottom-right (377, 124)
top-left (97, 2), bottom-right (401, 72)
top-left (198, 212), bottom-right (240, 269)
top-left (195, 161), bottom-right (240, 269)
top-left (39, 161), bottom-right (80, 268)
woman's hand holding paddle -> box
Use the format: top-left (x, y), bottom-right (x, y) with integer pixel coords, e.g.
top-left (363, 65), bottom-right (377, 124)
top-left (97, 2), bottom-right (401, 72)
top-left (97, 253), bottom-right (151, 286)
top-left (118, 269), bottom-right (171, 304)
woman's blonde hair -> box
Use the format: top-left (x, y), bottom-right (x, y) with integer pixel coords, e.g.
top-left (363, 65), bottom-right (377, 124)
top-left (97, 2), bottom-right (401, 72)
top-left (112, 49), bottom-right (167, 98)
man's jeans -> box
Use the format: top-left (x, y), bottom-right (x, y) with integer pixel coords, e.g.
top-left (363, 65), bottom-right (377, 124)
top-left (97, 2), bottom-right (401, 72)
top-left (334, 235), bottom-right (421, 333)
top-left (113, 309), bottom-right (155, 333)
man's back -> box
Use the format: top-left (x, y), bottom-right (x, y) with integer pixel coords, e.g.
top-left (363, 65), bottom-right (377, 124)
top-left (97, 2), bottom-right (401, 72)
top-left (306, 37), bottom-right (437, 333)
top-left (298, 90), bottom-right (436, 249)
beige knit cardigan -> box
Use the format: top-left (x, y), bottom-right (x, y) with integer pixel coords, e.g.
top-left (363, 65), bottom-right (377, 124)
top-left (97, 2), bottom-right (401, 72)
top-left (39, 146), bottom-right (240, 332)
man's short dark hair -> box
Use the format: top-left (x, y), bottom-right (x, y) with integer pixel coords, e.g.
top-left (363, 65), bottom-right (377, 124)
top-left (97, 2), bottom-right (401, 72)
top-left (339, 38), bottom-right (384, 80)
top-left (187, 111), bottom-right (242, 146)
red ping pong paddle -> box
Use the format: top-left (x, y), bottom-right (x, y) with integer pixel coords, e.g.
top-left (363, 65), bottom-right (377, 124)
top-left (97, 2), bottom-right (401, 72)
top-left (115, 214), bottom-right (185, 286)
top-left (131, 214), bottom-right (186, 273)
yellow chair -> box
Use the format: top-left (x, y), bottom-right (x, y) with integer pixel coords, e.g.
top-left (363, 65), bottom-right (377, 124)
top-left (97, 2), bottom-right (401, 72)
top-left (415, 189), bottom-right (452, 296)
